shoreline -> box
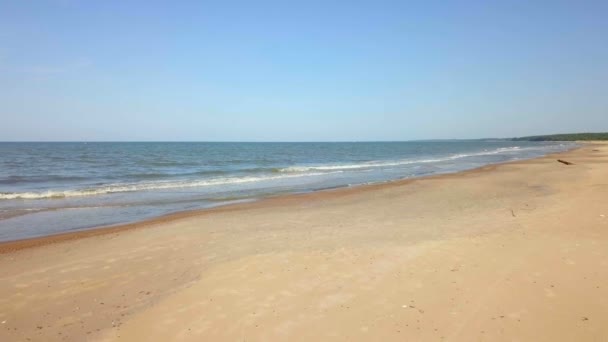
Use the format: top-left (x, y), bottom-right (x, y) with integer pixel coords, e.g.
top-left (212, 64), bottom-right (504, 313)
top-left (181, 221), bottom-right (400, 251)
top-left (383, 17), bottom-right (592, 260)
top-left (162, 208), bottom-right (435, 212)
top-left (2, 141), bottom-right (607, 341)
top-left (0, 144), bottom-right (581, 253)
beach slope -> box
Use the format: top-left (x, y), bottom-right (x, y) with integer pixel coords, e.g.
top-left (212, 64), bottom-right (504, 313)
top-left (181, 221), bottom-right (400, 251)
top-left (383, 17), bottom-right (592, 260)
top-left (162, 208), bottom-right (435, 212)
top-left (1, 143), bottom-right (608, 341)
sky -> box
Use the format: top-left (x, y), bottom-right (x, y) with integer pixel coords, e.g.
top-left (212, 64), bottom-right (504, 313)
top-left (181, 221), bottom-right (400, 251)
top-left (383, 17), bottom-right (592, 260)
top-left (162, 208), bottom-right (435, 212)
top-left (1, 0), bottom-right (607, 141)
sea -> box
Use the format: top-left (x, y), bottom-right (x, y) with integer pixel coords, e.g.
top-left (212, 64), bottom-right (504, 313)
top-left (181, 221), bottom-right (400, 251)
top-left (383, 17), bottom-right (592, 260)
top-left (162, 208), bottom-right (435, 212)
top-left (0, 141), bottom-right (575, 241)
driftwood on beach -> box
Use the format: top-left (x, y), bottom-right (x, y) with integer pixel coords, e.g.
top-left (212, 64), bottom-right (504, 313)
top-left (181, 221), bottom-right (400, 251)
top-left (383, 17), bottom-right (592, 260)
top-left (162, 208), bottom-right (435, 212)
top-left (557, 159), bottom-right (574, 165)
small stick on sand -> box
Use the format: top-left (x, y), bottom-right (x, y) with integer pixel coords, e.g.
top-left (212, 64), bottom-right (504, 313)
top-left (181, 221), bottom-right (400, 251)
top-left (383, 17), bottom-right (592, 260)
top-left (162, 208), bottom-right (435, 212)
top-left (557, 159), bottom-right (574, 165)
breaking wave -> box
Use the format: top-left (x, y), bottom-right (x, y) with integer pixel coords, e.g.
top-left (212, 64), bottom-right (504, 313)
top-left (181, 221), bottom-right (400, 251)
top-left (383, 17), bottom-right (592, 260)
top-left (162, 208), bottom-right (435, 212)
top-left (0, 146), bottom-right (551, 200)
top-left (0, 172), bottom-right (335, 200)
top-left (280, 146), bottom-right (528, 173)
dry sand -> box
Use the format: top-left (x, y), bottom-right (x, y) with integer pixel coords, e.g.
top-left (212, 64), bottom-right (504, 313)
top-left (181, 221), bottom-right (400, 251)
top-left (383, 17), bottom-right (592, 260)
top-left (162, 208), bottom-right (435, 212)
top-left (1, 142), bottom-right (608, 341)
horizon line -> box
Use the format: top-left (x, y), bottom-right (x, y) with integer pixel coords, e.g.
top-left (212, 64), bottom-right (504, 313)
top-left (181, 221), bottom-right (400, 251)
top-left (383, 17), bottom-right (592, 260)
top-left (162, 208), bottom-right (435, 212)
top-left (0, 138), bottom-right (510, 143)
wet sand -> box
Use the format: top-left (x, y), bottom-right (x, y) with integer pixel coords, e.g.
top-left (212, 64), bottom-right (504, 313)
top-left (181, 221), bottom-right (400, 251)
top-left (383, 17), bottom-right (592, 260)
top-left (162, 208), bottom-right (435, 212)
top-left (1, 142), bottom-right (608, 341)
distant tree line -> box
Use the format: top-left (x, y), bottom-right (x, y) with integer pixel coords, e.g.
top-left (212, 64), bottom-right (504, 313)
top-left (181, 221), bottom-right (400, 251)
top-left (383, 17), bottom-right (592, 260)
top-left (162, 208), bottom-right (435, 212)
top-left (512, 133), bottom-right (608, 141)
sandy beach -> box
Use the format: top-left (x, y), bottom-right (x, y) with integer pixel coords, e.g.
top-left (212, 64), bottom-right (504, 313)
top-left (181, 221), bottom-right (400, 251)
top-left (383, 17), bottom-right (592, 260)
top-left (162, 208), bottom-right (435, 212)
top-left (1, 142), bottom-right (608, 341)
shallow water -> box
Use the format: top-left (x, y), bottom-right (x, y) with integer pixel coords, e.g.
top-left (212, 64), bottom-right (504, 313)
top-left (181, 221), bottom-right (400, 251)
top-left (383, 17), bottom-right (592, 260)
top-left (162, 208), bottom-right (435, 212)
top-left (0, 141), bottom-right (574, 241)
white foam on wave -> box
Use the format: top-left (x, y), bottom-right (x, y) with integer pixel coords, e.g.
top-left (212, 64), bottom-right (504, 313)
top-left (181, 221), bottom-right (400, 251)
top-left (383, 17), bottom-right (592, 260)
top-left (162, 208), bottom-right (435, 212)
top-left (280, 146), bottom-right (531, 173)
top-left (0, 171), bottom-right (337, 200)
top-left (0, 145), bottom-right (552, 201)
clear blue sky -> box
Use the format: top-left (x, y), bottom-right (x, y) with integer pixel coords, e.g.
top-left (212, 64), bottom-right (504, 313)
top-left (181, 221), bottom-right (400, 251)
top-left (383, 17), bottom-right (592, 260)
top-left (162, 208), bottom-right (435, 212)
top-left (1, 0), bottom-right (607, 141)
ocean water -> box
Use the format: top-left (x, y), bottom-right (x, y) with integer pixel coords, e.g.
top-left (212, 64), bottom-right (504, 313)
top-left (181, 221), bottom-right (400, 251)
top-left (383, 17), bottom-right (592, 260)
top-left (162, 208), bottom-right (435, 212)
top-left (0, 141), bottom-right (574, 241)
